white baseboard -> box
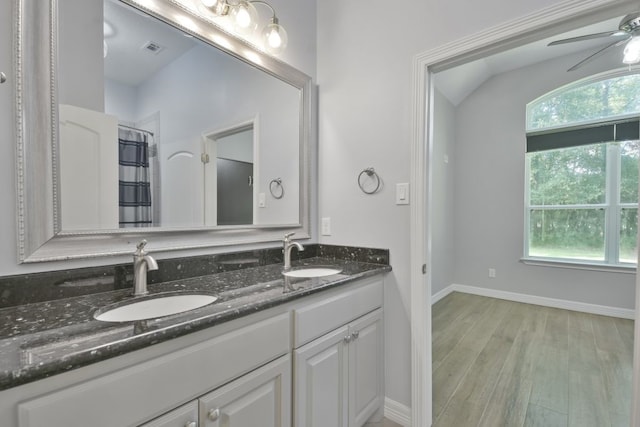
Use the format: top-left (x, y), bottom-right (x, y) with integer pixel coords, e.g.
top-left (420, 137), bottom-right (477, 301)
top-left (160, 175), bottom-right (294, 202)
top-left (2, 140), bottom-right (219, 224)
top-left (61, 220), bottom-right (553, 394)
top-left (435, 283), bottom-right (635, 319)
top-left (431, 285), bottom-right (455, 305)
top-left (384, 397), bottom-right (411, 426)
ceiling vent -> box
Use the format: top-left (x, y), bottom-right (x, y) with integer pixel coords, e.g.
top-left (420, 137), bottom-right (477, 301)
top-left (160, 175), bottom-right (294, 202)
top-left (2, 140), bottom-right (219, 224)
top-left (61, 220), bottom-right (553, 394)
top-left (141, 41), bottom-right (165, 55)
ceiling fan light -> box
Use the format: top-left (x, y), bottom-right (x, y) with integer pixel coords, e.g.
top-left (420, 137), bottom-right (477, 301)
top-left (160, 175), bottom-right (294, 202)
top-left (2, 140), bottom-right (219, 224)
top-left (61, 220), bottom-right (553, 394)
top-left (623, 37), bottom-right (640, 64)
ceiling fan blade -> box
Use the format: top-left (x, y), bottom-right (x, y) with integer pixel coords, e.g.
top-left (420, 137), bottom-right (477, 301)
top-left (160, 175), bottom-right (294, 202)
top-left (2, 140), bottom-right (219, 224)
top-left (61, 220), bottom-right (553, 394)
top-left (567, 37), bottom-right (630, 71)
top-left (548, 30), bottom-right (627, 46)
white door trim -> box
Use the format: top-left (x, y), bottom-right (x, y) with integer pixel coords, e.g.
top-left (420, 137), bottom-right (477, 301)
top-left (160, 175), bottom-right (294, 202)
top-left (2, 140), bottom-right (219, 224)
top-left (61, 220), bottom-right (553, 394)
top-left (409, 1), bottom-right (637, 425)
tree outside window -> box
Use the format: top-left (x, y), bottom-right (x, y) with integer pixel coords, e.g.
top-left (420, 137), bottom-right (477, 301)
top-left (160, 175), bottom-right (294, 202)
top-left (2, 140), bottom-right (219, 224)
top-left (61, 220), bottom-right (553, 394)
top-left (526, 72), bottom-right (640, 266)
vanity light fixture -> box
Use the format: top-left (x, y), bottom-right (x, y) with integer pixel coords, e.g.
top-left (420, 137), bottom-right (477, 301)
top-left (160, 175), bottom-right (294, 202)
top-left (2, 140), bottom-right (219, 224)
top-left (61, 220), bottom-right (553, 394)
top-left (199, 0), bottom-right (288, 54)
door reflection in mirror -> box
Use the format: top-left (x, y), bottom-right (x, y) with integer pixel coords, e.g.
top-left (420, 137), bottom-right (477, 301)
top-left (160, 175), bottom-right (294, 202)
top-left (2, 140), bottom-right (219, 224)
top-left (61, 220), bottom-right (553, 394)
top-left (203, 124), bottom-right (255, 226)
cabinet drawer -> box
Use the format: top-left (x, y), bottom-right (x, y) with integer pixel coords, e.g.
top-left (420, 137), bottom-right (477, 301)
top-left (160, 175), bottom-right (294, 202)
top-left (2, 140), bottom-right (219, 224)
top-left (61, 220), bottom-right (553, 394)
top-left (18, 313), bottom-right (290, 427)
top-left (293, 278), bottom-right (383, 347)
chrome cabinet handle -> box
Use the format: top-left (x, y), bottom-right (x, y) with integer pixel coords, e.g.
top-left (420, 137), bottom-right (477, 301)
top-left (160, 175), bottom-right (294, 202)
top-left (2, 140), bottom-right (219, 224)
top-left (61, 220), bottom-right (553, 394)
top-left (208, 408), bottom-right (220, 422)
top-left (344, 335), bottom-right (352, 343)
top-left (352, 330), bottom-right (360, 340)
top-left (185, 422), bottom-right (197, 427)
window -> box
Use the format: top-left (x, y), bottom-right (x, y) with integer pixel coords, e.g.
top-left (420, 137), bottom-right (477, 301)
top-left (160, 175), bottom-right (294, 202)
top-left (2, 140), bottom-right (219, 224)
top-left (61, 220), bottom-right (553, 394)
top-left (525, 72), bottom-right (640, 266)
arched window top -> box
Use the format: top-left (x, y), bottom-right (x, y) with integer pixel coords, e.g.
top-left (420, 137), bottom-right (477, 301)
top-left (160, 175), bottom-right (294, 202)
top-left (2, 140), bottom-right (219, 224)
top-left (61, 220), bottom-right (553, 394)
top-left (527, 71), bottom-right (640, 131)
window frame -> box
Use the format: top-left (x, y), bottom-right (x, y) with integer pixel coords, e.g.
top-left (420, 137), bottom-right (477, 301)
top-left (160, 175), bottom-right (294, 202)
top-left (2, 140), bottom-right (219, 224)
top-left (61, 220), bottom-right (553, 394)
top-left (523, 70), bottom-right (640, 270)
top-left (523, 142), bottom-right (637, 268)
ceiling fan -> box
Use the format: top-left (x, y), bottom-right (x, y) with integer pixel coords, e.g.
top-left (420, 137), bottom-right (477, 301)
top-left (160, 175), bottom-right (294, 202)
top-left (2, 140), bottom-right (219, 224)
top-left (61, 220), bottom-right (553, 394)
top-left (549, 12), bottom-right (640, 71)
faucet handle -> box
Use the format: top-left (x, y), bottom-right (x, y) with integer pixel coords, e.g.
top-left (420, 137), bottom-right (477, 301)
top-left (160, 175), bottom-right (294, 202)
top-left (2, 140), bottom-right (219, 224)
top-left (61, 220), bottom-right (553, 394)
top-left (135, 239), bottom-right (148, 255)
top-left (283, 232), bottom-right (295, 241)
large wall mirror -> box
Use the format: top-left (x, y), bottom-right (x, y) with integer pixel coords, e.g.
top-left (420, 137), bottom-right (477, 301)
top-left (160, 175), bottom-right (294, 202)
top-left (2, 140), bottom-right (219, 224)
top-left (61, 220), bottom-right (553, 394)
top-left (15, 0), bottom-right (312, 263)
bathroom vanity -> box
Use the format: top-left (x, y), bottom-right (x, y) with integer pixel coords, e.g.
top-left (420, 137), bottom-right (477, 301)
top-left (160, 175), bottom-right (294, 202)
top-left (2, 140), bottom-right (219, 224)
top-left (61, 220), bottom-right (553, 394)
top-left (0, 250), bottom-right (389, 427)
top-left (5, 0), bottom-right (389, 424)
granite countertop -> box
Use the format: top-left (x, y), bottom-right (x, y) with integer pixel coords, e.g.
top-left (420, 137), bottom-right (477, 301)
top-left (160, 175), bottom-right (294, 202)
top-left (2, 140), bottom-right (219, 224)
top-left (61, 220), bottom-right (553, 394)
top-left (0, 257), bottom-right (390, 391)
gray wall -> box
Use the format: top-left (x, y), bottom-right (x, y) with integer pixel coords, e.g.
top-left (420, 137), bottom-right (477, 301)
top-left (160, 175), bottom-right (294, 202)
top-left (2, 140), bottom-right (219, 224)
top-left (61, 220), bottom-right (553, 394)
top-left (58, 0), bottom-right (104, 111)
top-left (452, 50), bottom-right (636, 310)
top-left (315, 0), bottom-right (628, 408)
top-left (431, 88), bottom-right (456, 297)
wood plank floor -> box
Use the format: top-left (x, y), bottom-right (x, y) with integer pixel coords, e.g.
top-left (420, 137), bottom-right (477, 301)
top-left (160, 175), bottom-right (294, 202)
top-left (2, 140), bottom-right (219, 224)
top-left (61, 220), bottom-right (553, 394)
top-left (432, 292), bottom-right (634, 427)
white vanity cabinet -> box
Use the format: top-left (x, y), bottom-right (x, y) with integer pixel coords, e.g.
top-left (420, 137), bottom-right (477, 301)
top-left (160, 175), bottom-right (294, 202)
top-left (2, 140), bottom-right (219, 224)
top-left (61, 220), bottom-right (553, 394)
top-left (3, 275), bottom-right (385, 427)
top-left (138, 401), bottom-right (198, 427)
top-left (197, 354), bottom-right (290, 427)
top-left (16, 313), bottom-right (291, 427)
top-left (141, 354), bottom-right (290, 427)
top-left (293, 278), bottom-right (384, 427)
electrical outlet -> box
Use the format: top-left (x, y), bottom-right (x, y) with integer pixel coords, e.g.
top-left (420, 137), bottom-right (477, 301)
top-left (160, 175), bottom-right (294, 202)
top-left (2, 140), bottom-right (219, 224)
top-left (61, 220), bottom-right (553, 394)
top-left (488, 268), bottom-right (496, 278)
top-left (258, 193), bottom-right (266, 208)
top-left (321, 217), bottom-right (331, 236)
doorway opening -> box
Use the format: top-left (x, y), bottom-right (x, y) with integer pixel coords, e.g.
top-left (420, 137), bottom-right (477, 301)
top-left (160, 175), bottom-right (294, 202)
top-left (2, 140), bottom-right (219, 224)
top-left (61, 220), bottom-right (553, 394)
top-left (410, 1), bottom-right (639, 426)
top-left (202, 121), bottom-right (256, 226)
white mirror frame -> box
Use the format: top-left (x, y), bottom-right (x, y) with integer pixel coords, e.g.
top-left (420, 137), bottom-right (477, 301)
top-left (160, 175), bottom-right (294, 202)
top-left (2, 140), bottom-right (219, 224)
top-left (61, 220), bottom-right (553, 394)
top-left (14, 0), bottom-right (312, 263)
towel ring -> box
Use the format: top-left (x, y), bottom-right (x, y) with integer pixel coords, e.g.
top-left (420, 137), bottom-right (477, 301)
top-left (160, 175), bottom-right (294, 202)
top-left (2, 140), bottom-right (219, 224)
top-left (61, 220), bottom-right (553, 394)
top-left (269, 178), bottom-right (284, 199)
top-left (358, 167), bottom-right (381, 194)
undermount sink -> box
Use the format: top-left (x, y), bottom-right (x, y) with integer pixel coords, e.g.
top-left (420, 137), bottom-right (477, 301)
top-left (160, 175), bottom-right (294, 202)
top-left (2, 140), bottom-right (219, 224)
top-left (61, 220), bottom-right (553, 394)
top-left (94, 293), bottom-right (218, 322)
top-left (283, 267), bottom-right (342, 278)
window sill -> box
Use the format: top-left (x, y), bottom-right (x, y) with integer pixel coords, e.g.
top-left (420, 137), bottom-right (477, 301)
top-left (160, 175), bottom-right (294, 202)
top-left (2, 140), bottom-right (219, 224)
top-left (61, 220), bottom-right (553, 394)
top-left (520, 257), bottom-right (636, 274)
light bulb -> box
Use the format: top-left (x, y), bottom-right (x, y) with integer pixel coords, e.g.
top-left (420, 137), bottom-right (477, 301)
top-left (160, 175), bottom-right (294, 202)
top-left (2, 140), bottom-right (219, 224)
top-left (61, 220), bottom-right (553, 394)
top-left (230, 1), bottom-right (257, 35)
top-left (103, 40), bottom-right (108, 58)
top-left (262, 20), bottom-right (288, 55)
top-left (201, 0), bottom-right (217, 6)
top-left (268, 29), bottom-right (281, 48)
top-left (623, 37), bottom-right (640, 64)
top-left (236, 8), bottom-right (250, 27)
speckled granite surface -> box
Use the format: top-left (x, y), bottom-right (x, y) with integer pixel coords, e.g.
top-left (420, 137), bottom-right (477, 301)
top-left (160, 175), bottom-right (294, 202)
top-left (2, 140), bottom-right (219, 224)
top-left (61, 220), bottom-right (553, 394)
top-left (0, 244), bottom-right (389, 309)
top-left (0, 247), bottom-right (390, 391)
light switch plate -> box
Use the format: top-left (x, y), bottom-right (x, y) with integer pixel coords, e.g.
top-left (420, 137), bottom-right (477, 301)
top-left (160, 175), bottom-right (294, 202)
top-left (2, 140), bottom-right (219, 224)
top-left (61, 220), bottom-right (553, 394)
top-left (258, 193), bottom-right (266, 208)
top-left (396, 183), bottom-right (409, 205)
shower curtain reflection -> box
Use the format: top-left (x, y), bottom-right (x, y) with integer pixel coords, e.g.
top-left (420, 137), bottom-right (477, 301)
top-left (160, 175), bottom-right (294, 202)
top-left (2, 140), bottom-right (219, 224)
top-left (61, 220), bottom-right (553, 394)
top-left (118, 126), bottom-right (157, 227)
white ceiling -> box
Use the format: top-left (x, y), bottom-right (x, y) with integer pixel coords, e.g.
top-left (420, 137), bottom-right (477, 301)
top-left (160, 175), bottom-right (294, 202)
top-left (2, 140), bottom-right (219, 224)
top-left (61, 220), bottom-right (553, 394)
top-left (104, 0), bottom-right (197, 87)
top-left (434, 15), bottom-right (629, 105)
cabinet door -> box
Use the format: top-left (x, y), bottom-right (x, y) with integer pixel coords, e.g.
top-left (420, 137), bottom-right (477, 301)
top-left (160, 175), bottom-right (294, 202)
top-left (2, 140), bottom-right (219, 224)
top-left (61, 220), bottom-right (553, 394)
top-left (294, 325), bottom-right (350, 427)
top-left (349, 309), bottom-right (383, 427)
top-left (139, 401), bottom-right (198, 427)
top-left (199, 354), bottom-right (290, 427)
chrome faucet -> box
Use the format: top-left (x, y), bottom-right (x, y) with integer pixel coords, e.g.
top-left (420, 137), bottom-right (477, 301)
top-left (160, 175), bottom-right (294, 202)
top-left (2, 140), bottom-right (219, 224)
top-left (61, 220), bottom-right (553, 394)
top-left (283, 232), bottom-right (304, 271)
top-left (133, 240), bottom-right (158, 296)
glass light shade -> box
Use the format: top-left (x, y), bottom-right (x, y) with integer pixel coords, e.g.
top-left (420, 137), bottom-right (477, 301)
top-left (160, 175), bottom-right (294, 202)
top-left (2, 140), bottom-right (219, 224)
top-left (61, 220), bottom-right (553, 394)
top-left (623, 37), bottom-right (640, 64)
top-left (262, 21), bottom-right (288, 55)
top-left (198, 0), bottom-right (228, 16)
top-left (230, 1), bottom-right (258, 35)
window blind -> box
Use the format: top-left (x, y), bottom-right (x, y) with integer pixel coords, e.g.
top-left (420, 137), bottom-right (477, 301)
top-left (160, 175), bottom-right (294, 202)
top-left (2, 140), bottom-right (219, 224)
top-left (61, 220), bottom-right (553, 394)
top-left (526, 118), bottom-right (639, 153)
